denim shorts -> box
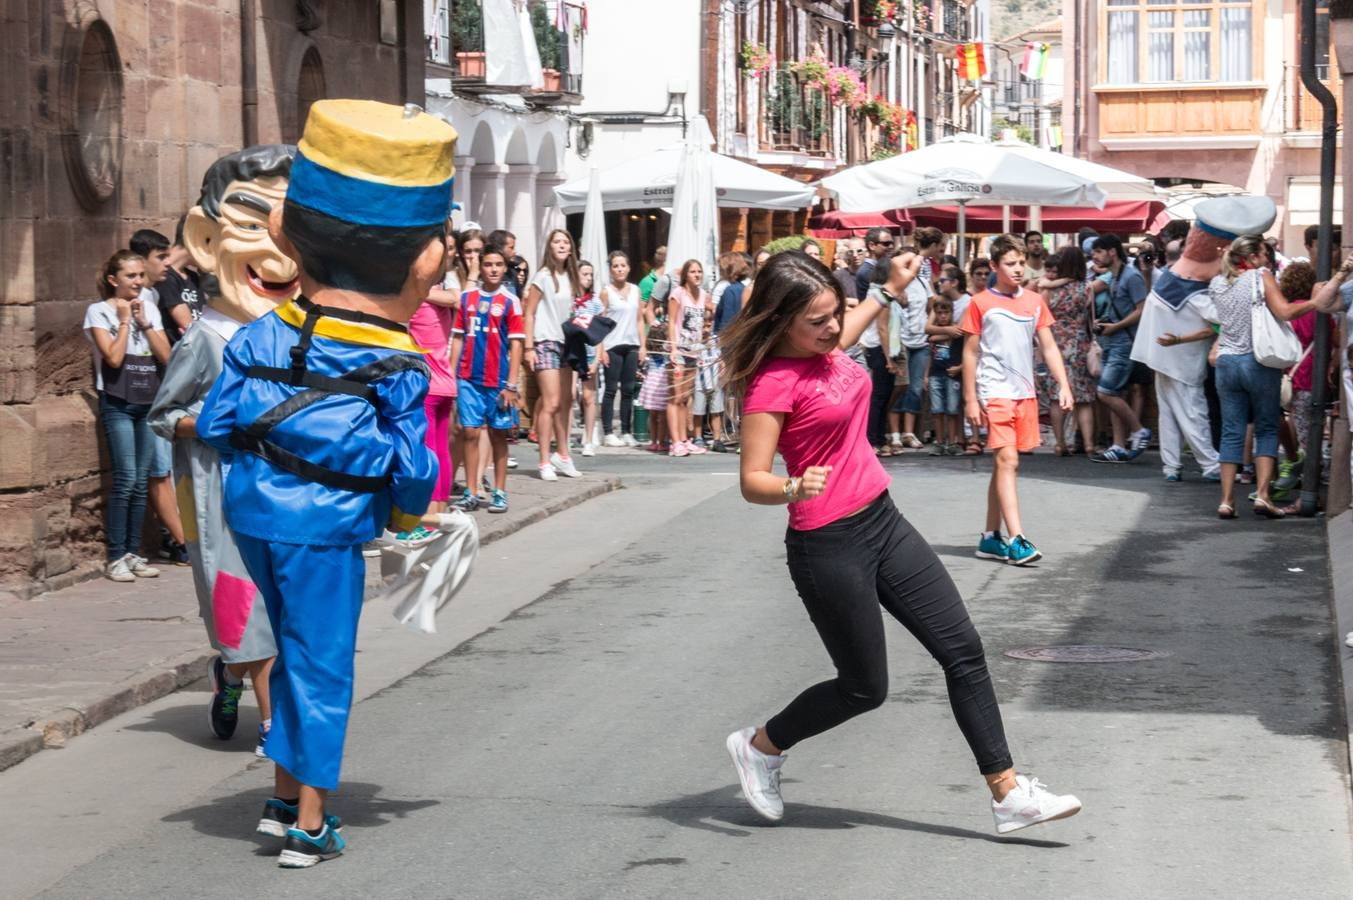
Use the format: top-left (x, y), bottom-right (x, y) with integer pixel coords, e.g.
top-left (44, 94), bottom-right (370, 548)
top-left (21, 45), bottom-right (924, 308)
top-left (1096, 338), bottom-right (1133, 397)
top-left (149, 433), bottom-right (173, 478)
top-left (928, 376), bottom-right (961, 416)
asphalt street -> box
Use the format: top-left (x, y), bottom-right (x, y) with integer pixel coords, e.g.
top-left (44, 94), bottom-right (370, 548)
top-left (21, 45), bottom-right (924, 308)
top-left (5, 449), bottom-right (1350, 899)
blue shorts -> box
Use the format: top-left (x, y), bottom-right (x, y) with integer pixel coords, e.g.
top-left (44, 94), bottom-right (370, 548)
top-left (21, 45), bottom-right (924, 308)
top-left (1096, 339), bottom-right (1133, 397)
top-left (149, 433), bottom-right (173, 478)
top-left (928, 376), bottom-right (962, 416)
top-left (456, 379), bottom-right (516, 430)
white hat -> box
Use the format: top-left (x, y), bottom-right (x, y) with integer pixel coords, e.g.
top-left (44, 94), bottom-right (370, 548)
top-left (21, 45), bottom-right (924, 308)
top-left (1195, 196), bottom-right (1277, 241)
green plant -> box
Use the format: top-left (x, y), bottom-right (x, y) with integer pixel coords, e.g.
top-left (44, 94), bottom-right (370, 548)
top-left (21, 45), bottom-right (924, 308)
top-left (530, 1), bottom-right (562, 70)
top-left (993, 116), bottom-right (1033, 144)
top-left (870, 146), bottom-right (900, 161)
top-left (451, 0), bottom-right (483, 53)
top-left (768, 68), bottom-right (800, 137)
top-left (740, 41), bottom-right (773, 78)
top-left (764, 235), bottom-right (809, 255)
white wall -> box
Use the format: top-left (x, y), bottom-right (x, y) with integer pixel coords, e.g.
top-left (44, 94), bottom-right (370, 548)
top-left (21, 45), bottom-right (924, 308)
top-left (561, 0), bottom-right (705, 183)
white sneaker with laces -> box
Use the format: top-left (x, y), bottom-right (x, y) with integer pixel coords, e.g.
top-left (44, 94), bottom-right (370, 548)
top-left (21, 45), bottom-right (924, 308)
top-left (603, 433), bottom-right (624, 448)
top-left (538, 463), bottom-right (558, 482)
top-left (550, 452), bottom-right (581, 477)
top-left (991, 774), bottom-right (1082, 834)
top-left (125, 554), bottom-right (160, 578)
top-left (621, 433), bottom-right (637, 447)
top-left (581, 443), bottom-right (596, 457)
top-left (725, 727), bottom-right (785, 823)
top-left (105, 556), bottom-right (135, 583)
top-left (507, 456), bottom-right (518, 469)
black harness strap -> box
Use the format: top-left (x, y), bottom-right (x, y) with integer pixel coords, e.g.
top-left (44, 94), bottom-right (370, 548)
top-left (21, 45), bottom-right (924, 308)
top-left (228, 297), bottom-right (429, 494)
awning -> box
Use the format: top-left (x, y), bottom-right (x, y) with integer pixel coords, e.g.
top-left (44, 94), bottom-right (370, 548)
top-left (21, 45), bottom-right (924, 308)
top-left (807, 209), bottom-right (913, 238)
top-left (809, 200), bottom-right (1165, 237)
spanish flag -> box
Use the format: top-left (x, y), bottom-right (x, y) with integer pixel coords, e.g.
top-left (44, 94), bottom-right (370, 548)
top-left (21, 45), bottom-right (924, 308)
top-left (1021, 42), bottom-right (1050, 81)
top-left (955, 43), bottom-right (986, 81)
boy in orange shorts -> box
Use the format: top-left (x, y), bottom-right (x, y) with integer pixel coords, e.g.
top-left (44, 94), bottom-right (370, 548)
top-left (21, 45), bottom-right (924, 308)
top-left (961, 234), bottom-right (1073, 565)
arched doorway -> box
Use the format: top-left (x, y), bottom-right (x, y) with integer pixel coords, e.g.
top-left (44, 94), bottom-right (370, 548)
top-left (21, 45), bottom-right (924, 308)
top-left (295, 47), bottom-right (325, 141)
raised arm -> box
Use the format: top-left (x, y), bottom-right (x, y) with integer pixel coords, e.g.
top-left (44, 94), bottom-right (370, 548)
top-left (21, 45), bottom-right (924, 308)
top-left (1309, 255), bottom-right (1353, 314)
top-left (1262, 269), bottom-right (1313, 322)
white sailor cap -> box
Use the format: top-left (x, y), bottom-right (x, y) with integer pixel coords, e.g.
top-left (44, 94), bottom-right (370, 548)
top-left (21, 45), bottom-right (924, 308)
top-left (1195, 195), bottom-right (1277, 241)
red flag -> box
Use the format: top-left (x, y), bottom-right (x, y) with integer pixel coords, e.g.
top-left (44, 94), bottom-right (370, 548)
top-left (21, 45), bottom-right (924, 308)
top-left (955, 43), bottom-right (987, 81)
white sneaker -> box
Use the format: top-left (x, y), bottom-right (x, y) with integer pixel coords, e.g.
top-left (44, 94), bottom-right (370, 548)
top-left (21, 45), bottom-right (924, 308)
top-left (725, 727), bottom-right (785, 823)
top-left (507, 456), bottom-right (519, 469)
top-left (991, 774), bottom-right (1082, 834)
top-left (105, 556), bottom-right (135, 583)
top-left (621, 433), bottom-right (637, 447)
top-left (361, 540), bottom-right (383, 558)
top-left (581, 443), bottom-right (596, 457)
top-left (1345, 632), bottom-right (1353, 649)
top-left (125, 554), bottom-right (160, 578)
top-left (603, 433), bottom-right (624, 448)
top-left (538, 463), bottom-right (558, 482)
top-left (550, 452), bottom-right (581, 477)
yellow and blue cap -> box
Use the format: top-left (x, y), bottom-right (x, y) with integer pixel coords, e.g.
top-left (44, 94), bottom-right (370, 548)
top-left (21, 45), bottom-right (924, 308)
top-left (288, 99), bottom-right (457, 229)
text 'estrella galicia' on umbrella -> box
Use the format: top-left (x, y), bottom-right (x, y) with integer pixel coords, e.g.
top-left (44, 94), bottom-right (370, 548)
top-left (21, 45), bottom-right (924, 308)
top-left (916, 168), bottom-right (993, 201)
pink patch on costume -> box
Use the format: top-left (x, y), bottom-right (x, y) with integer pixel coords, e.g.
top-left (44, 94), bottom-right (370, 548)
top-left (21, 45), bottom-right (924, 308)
top-left (212, 572), bottom-right (258, 650)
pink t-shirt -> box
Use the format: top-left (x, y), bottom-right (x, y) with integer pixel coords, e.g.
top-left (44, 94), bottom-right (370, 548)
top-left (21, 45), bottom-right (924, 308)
top-left (743, 349), bottom-right (891, 531)
top-left (409, 300), bottom-right (457, 397)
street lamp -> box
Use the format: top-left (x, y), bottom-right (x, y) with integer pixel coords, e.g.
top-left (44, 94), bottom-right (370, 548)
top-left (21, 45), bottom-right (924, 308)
top-left (667, 79), bottom-right (689, 139)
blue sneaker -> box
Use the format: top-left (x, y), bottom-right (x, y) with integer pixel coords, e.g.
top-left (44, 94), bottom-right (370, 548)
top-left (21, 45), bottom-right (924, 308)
top-left (1201, 469), bottom-right (1222, 483)
top-left (452, 490), bottom-right (480, 512)
top-left (254, 723), bottom-right (270, 759)
top-left (1164, 471), bottom-right (1181, 483)
top-left (1090, 446), bottom-right (1130, 464)
top-left (1128, 427), bottom-right (1153, 454)
top-left (976, 532), bottom-right (1009, 561)
top-left (1007, 535), bottom-right (1042, 566)
top-left (256, 798), bottom-right (343, 838)
top-left (278, 822), bottom-right (346, 868)
top-left (487, 488), bottom-right (508, 514)
top-left (393, 524), bottom-right (438, 548)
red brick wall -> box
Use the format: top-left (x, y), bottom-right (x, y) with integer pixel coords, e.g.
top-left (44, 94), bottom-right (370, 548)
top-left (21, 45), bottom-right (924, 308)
top-left (0, 1), bottom-right (418, 598)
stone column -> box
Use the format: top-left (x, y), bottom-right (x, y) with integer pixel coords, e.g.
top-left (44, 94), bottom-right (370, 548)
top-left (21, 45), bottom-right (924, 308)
top-left (502, 164), bottom-right (540, 267)
top-left (470, 163), bottom-right (509, 234)
top-left (452, 155), bottom-right (476, 229)
top-left (534, 172), bottom-right (567, 252)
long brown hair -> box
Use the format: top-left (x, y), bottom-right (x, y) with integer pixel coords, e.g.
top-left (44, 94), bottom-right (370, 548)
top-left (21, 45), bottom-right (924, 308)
top-left (99, 250), bottom-right (143, 299)
top-left (719, 252), bottom-right (843, 397)
top-left (538, 228), bottom-right (582, 297)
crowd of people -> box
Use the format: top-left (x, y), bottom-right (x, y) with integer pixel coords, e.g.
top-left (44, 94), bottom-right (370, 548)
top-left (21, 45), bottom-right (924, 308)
top-left (85, 204), bottom-right (1353, 580)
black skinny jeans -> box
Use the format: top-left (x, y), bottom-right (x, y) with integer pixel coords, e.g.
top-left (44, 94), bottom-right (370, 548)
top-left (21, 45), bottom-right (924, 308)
top-left (864, 345), bottom-right (892, 448)
top-left (602, 344), bottom-right (640, 435)
top-left (765, 491), bottom-right (1013, 775)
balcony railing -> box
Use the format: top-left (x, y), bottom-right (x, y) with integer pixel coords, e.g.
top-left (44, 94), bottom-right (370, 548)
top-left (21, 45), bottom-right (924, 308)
top-left (760, 65), bottom-right (835, 157)
top-left (1287, 65), bottom-right (1342, 133)
top-left (427, 0), bottom-right (584, 102)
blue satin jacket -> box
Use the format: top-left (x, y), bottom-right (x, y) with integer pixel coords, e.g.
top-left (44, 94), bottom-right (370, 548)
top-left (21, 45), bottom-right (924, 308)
top-left (198, 299), bottom-right (436, 547)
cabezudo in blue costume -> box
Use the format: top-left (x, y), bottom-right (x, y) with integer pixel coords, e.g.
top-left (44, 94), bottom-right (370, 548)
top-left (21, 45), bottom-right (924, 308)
top-left (196, 99), bottom-right (457, 868)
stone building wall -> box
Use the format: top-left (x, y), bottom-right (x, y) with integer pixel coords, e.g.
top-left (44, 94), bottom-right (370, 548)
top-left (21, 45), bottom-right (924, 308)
top-left (0, 0), bottom-right (420, 599)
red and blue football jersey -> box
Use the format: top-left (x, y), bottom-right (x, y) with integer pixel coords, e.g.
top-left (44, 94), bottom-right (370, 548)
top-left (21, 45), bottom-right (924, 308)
top-left (453, 288), bottom-right (524, 389)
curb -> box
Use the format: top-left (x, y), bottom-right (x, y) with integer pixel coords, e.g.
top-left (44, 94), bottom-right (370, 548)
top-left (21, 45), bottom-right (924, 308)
top-left (1326, 509), bottom-right (1353, 791)
top-left (0, 475), bottom-right (622, 773)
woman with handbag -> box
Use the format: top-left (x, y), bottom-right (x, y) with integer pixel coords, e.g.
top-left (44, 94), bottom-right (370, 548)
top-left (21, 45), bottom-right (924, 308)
top-left (1207, 236), bottom-right (1313, 518)
top-left (1037, 247), bottom-right (1098, 456)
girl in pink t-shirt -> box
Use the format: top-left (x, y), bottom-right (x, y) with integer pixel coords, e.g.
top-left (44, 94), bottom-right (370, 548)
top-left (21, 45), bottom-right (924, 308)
top-left (717, 250), bottom-right (1082, 835)
top-left (406, 230), bottom-right (462, 526)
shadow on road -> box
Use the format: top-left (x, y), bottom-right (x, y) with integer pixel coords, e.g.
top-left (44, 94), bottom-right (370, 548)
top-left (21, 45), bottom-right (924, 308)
top-left (161, 781), bottom-right (439, 852)
top-left (638, 784), bottom-right (1068, 848)
top-left (122, 698), bottom-right (257, 752)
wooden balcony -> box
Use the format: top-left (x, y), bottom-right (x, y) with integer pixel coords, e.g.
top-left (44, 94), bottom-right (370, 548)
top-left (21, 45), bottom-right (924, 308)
top-left (1093, 82), bottom-right (1266, 149)
top-left (1287, 69), bottom-right (1343, 133)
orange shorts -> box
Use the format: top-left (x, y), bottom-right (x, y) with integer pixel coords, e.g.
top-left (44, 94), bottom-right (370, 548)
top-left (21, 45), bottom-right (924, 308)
top-left (984, 397), bottom-right (1040, 451)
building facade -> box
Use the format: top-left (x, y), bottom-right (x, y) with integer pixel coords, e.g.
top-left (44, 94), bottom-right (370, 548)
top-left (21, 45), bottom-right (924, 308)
top-left (1062, 0), bottom-right (1341, 250)
top-left (990, 16), bottom-right (1062, 149)
top-left (424, 0), bottom-right (584, 264)
top-left (0, 1), bottom-right (425, 598)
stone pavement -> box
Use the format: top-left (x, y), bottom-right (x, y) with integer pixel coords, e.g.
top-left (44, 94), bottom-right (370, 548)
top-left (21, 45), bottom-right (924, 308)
top-left (0, 469), bottom-right (620, 772)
